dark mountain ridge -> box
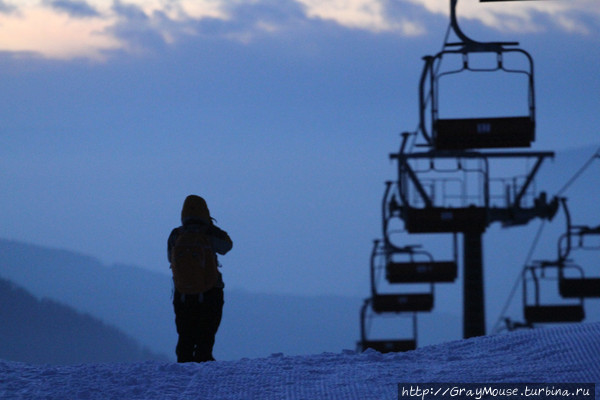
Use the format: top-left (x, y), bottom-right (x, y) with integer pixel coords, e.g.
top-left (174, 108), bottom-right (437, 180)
top-left (0, 277), bottom-right (164, 364)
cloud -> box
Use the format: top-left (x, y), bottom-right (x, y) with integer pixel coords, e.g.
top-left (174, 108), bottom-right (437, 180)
top-left (0, 5), bottom-right (121, 60)
top-left (0, 0), bottom-right (597, 61)
top-left (0, 0), bottom-right (16, 14)
top-left (298, 0), bottom-right (403, 32)
top-left (0, 0), bottom-right (231, 60)
top-left (205, 0), bottom-right (312, 41)
top-left (408, 0), bottom-right (600, 35)
top-left (119, 0), bottom-right (227, 21)
top-left (112, 0), bottom-right (147, 21)
top-left (44, 0), bottom-right (100, 18)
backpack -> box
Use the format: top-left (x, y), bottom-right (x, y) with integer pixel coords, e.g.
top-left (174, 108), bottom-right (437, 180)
top-left (170, 227), bottom-right (218, 294)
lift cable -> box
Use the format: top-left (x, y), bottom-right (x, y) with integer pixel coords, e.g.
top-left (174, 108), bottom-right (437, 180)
top-left (555, 146), bottom-right (600, 197)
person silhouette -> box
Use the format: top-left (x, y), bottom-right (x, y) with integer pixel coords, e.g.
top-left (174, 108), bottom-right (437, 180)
top-left (167, 195), bottom-right (233, 362)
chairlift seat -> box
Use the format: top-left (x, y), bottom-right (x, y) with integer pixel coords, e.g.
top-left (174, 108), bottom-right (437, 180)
top-left (386, 261), bottom-right (457, 283)
top-left (524, 304), bottom-right (585, 324)
top-left (372, 294), bottom-right (434, 313)
top-left (559, 278), bottom-right (600, 298)
top-left (404, 206), bottom-right (487, 233)
top-left (360, 339), bottom-right (416, 353)
top-left (434, 117), bottom-right (534, 150)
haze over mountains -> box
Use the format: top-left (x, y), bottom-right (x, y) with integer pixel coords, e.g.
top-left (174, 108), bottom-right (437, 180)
top-left (0, 238), bottom-right (461, 362)
top-left (0, 144), bottom-right (598, 364)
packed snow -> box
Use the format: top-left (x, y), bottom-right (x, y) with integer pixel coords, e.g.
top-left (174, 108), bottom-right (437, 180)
top-left (1, 322), bottom-right (599, 400)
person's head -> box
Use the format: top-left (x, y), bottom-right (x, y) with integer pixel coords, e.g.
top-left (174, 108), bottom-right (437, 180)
top-left (181, 195), bottom-right (212, 225)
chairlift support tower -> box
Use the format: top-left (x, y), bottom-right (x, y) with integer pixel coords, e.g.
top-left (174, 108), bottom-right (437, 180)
top-left (415, 0), bottom-right (558, 339)
top-left (416, 0), bottom-right (558, 339)
top-left (360, 0), bottom-right (560, 350)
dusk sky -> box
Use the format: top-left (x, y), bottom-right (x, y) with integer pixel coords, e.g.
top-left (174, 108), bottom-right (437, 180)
top-left (1, 0), bottom-right (599, 309)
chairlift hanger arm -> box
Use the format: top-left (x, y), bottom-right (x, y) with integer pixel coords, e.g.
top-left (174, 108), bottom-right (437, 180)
top-left (450, 0), bottom-right (518, 51)
top-left (369, 240), bottom-right (382, 296)
top-left (390, 133), bottom-right (434, 207)
top-left (558, 198), bottom-right (571, 261)
top-left (397, 156), bottom-right (434, 208)
top-left (418, 57), bottom-right (434, 145)
top-left (512, 154), bottom-right (547, 207)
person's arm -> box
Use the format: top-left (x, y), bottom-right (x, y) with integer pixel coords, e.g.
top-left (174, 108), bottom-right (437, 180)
top-left (167, 228), bottom-right (179, 263)
top-left (208, 225), bottom-right (233, 255)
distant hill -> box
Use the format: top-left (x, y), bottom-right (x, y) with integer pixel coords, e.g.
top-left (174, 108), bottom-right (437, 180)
top-left (0, 238), bottom-right (461, 361)
top-left (0, 239), bottom-right (175, 359)
top-left (0, 277), bottom-right (165, 364)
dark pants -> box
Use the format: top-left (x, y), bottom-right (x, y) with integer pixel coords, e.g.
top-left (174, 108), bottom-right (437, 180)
top-left (173, 287), bottom-right (224, 363)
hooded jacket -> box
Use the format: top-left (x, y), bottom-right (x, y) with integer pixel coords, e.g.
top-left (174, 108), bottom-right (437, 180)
top-left (168, 195), bottom-right (233, 289)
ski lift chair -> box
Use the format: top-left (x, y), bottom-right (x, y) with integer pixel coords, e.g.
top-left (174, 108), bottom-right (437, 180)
top-left (385, 244), bottom-right (457, 284)
top-left (522, 263), bottom-right (585, 324)
top-left (557, 222), bottom-right (600, 298)
top-left (357, 240), bottom-right (429, 353)
top-left (419, 0), bottom-right (535, 150)
top-left (369, 240), bottom-right (435, 313)
top-left (383, 168), bottom-right (488, 235)
top-left (358, 298), bottom-right (418, 353)
top-left (559, 264), bottom-right (600, 298)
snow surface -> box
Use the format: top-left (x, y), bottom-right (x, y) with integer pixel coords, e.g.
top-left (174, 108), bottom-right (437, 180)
top-left (1, 322), bottom-right (599, 400)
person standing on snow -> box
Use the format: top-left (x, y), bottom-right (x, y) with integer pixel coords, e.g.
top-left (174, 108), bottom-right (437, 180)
top-left (168, 195), bottom-right (233, 362)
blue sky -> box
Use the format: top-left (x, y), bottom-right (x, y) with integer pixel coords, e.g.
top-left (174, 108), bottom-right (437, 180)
top-left (0, 0), bottom-right (599, 303)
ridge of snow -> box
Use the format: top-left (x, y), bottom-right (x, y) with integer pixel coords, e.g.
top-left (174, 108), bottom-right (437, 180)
top-left (1, 322), bottom-right (599, 400)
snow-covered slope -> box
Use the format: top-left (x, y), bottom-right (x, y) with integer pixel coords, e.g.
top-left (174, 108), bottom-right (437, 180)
top-left (1, 322), bottom-right (598, 400)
